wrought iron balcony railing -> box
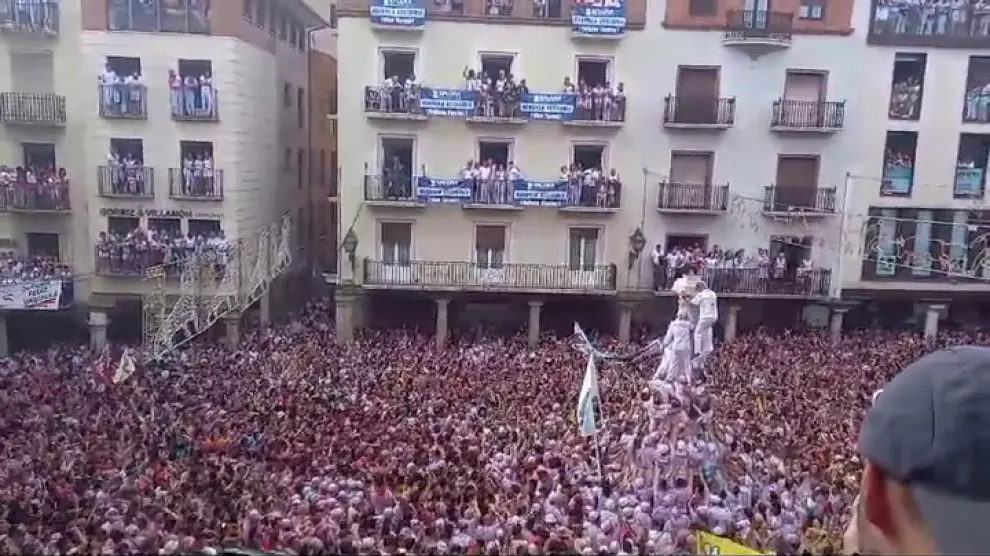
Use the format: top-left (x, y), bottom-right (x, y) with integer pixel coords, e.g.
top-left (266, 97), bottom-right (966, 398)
top-left (0, 0), bottom-right (59, 35)
top-left (654, 267), bottom-right (831, 297)
top-left (170, 85), bottom-right (218, 121)
top-left (98, 84), bottom-right (148, 119)
top-left (724, 9), bottom-right (793, 41)
top-left (168, 167), bottom-right (223, 200)
top-left (94, 246), bottom-right (182, 278)
top-left (763, 185), bottom-right (837, 213)
top-left (663, 95), bottom-right (736, 126)
top-left (363, 259), bottom-right (618, 293)
top-left (365, 174), bottom-right (418, 202)
top-left (0, 92), bottom-right (66, 125)
top-left (657, 182), bottom-right (728, 211)
top-left (771, 99), bottom-right (845, 130)
top-left (98, 165), bottom-right (155, 198)
top-left (2, 182), bottom-right (70, 212)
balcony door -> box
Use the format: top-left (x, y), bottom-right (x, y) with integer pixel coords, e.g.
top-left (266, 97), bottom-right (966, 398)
top-left (774, 156), bottom-right (819, 210)
top-left (782, 71), bottom-right (825, 126)
top-left (675, 67), bottom-right (718, 124)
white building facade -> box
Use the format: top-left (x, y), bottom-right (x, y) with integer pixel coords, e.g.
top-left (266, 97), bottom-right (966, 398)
top-left (335, 0), bottom-right (870, 342)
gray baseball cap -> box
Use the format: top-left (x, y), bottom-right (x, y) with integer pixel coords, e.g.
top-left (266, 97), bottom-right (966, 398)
top-left (858, 345), bottom-right (990, 555)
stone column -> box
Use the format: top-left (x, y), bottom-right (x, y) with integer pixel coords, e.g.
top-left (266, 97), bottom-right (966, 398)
top-left (829, 308), bottom-right (848, 345)
top-left (924, 304), bottom-right (945, 338)
top-left (0, 314), bottom-right (9, 357)
top-left (260, 289), bottom-right (272, 325)
top-left (528, 300), bottom-right (543, 348)
top-left (618, 303), bottom-right (633, 343)
top-left (224, 315), bottom-right (241, 346)
top-left (335, 293), bottom-right (355, 342)
top-left (435, 298), bottom-right (450, 349)
top-left (89, 310), bottom-right (108, 351)
top-left (724, 305), bottom-right (741, 343)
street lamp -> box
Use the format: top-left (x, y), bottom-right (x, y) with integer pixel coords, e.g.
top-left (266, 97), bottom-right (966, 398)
top-left (342, 228), bottom-right (358, 275)
top-left (628, 227), bottom-right (646, 269)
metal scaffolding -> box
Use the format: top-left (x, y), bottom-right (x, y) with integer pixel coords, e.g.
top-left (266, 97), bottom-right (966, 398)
top-left (140, 214), bottom-right (293, 360)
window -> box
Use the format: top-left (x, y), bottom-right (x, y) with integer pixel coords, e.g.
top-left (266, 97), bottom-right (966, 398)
top-left (380, 137), bottom-right (414, 177)
top-left (576, 58), bottom-right (609, 87)
top-left (108, 216), bottom-right (139, 235)
top-left (283, 147), bottom-right (293, 170)
top-left (283, 82), bottom-right (292, 108)
top-left (297, 149), bottom-right (306, 189)
top-left (243, 0), bottom-right (253, 19)
top-left (475, 225), bottom-right (506, 269)
top-left (773, 156), bottom-right (820, 211)
top-left (107, 0), bottom-right (209, 34)
top-left (889, 53), bottom-right (926, 120)
top-left (106, 56), bottom-right (142, 78)
top-left (568, 228), bottom-right (599, 271)
top-left (572, 144), bottom-right (605, 170)
top-left (189, 219), bottom-right (222, 236)
top-left (277, 12), bottom-right (287, 40)
top-left (964, 56), bottom-right (990, 123)
top-left (289, 25), bottom-right (298, 48)
top-left (669, 152), bottom-right (712, 185)
top-left (268, 5), bottom-right (277, 35)
top-left (22, 142), bottom-right (56, 169)
top-left (380, 222), bottom-right (412, 266)
top-left (109, 138), bottom-right (145, 162)
top-left (478, 140), bottom-right (511, 166)
top-left (255, 0), bottom-right (267, 27)
top-left (319, 149), bottom-right (327, 186)
top-left (798, 0), bottom-right (825, 19)
top-left (480, 54), bottom-right (513, 79)
top-left (26, 233), bottom-right (59, 259)
top-left (688, 0), bottom-right (716, 16)
top-left (881, 131), bottom-right (917, 197)
top-left (297, 86), bottom-right (306, 128)
top-left (382, 50), bottom-right (416, 82)
top-left (954, 133), bottom-right (990, 199)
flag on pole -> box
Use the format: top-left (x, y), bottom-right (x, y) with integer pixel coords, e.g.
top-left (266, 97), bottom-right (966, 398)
top-left (112, 349), bottom-right (137, 384)
top-left (93, 346), bottom-right (113, 384)
top-left (573, 322), bottom-right (616, 360)
top-left (577, 352), bottom-right (600, 437)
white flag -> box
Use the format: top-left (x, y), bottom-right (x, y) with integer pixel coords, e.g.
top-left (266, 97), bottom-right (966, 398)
top-left (573, 322), bottom-right (615, 359)
top-left (112, 349), bottom-right (137, 384)
top-left (577, 353), bottom-right (599, 437)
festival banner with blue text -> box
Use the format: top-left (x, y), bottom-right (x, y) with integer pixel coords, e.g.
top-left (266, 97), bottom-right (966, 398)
top-left (0, 279), bottom-right (63, 310)
top-left (881, 165), bottom-right (913, 196)
top-left (572, 0), bottom-right (627, 35)
top-left (520, 93), bottom-right (576, 121)
top-left (513, 180), bottom-right (569, 206)
top-left (954, 167), bottom-right (985, 198)
top-left (417, 177), bottom-right (472, 204)
top-left (369, 0), bottom-right (426, 27)
top-left (419, 88), bottom-right (475, 117)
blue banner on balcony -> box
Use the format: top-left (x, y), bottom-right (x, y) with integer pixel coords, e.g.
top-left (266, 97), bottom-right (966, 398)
top-left (417, 177), bottom-right (472, 203)
top-left (954, 167), bottom-right (985, 198)
top-left (419, 88), bottom-right (475, 117)
top-left (520, 93), bottom-right (576, 121)
top-left (369, 0), bottom-right (426, 27)
top-left (572, 0), bottom-right (627, 35)
top-left (513, 180), bottom-right (569, 206)
top-left (880, 165), bottom-right (913, 196)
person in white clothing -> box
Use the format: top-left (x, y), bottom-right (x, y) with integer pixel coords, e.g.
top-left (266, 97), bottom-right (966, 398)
top-left (630, 311), bottom-right (693, 384)
top-left (688, 281), bottom-right (718, 370)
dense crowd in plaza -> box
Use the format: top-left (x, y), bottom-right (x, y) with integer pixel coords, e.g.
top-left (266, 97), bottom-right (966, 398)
top-left (0, 294), bottom-right (975, 555)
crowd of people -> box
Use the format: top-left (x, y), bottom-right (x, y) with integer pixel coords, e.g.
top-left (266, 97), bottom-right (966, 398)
top-left (104, 152), bottom-right (151, 196)
top-left (0, 0), bottom-right (59, 33)
top-left (95, 226), bottom-right (228, 276)
top-left (871, 0), bottom-right (990, 37)
top-left (0, 165), bottom-right (70, 211)
top-left (178, 152), bottom-right (220, 198)
top-left (366, 76), bottom-right (421, 116)
top-left (464, 66), bottom-right (528, 120)
top-left (0, 295), bottom-right (978, 555)
top-left (0, 253), bottom-right (71, 282)
top-left (887, 75), bottom-right (921, 119)
top-left (651, 245), bottom-right (826, 295)
top-left (99, 65), bottom-right (146, 118)
top-left (169, 69), bottom-right (216, 120)
top-left (562, 78), bottom-right (627, 122)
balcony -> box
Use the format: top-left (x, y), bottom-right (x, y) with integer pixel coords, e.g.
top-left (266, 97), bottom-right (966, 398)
top-left (94, 246), bottom-right (181, 278)
top-left (723, 9), bottom-right (793, 58)
top-left (561, 94), bottom-right (626, 128)
top-left (98, 165), bottom-right (155, 198)
top-left (364, 174), bottom-right (426, 208)
top-left (770, 100), bottom-right (845, 133)
top-left (0, 0), bottom-right (59, 36)
top-left (663, 96), bottom-right (735, 130)
top-left (98, 84), bottom-right (147, 119)
top-left (655, 267), bottom-right (831, 298)
top-left (762, 186), bottom-right (837, 217)
top-left (168, 168), bottom-right (223, 200)
top-left (2, 182), bottom-right (70, 213)
top-left (656, 182), bottom-right (729, 215)
top-left (363, 259), bottom-right (618, 294)
top-left (341, 0), bottom-right (647, 29)
top-left (0, 92), bottom-right (65, 126)
top-left (170, 86), bottom-right (218, 122)
top-left (364, 85), bottom-right (428, 121)
top-left (868, 6), bottom-right (990, 48)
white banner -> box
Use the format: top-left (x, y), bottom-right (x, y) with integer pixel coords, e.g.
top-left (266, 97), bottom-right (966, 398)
top-left (0, 280), bottom-right (63, 310)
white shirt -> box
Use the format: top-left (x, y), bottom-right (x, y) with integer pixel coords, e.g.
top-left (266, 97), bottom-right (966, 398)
top-left (691, 289), bottom-right (718, 321)
top-left (664, 319), bottom-right (692, 352)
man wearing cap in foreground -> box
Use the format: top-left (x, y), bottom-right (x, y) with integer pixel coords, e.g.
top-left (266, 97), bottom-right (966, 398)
top-left (845, 346), bottom-right (990, 555)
